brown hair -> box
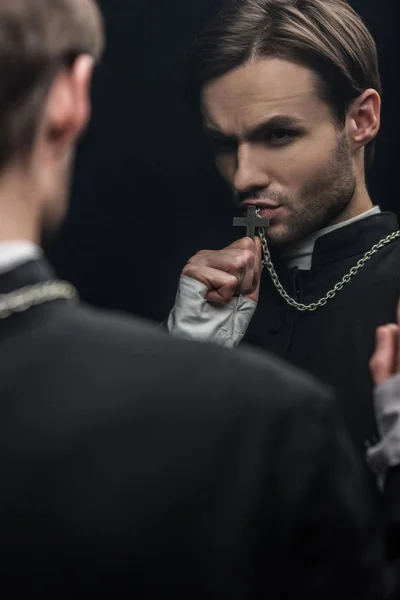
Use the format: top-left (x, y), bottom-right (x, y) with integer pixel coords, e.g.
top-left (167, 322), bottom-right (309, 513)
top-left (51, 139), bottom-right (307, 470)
top-left (0, 0), bottom-right (105, 171)
top-left (188, 0), bottom-right (382, 169)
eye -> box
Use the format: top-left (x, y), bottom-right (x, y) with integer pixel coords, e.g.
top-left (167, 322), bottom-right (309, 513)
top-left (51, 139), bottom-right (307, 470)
top-left (266, 128), bottom-right (296, 145)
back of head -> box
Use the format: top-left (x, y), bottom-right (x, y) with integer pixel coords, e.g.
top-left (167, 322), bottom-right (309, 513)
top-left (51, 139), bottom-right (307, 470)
top-left (188, 0), bottom-right (381, 169)
top-left (0, 0), bottom-right (104, 174)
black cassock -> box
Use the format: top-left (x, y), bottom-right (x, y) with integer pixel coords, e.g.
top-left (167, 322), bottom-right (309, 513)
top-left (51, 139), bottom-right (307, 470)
top-left (244, 210), bottom-right (400, 572)
top-left (0, 258), bottom-right (382, 596)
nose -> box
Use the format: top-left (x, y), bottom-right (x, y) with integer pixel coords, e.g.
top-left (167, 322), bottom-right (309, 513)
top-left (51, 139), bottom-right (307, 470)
top-left (233, 143), bottom-right (271, 196)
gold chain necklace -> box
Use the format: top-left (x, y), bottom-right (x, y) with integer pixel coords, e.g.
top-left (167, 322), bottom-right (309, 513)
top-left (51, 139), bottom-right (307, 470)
top-left (0, 281), bottom-right (77, 320)
top-left (256, 210), bottom-right (400, 312)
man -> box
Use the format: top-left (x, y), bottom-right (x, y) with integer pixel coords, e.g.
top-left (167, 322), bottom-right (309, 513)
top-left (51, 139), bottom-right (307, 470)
top-left (167, 0), bottom-right (400, 459)
top-left (0, 0), bottom-right (382, 595)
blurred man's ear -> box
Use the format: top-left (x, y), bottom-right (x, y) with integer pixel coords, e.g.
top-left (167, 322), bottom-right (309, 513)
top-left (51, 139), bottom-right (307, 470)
top-left (43, 55), bottom-right (95, 155)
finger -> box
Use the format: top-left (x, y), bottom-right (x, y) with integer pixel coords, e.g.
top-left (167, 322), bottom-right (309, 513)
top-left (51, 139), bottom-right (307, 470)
top-left (238, 261), bottom-right (255, 295)
top-left (386, 324), bottom-right (400, 373)
top-left (241, 237), bottom-right (262, 301)
top-left (191, 250), bottom-right (215, 258)
top-left (185, 244), bottom-right (257, 301)
top-left (182, 264), bottom-right (238, 302)
top-left (245, 275), bottom-right (261, 304)
top-left (370, 325), bottom-right (398, 385)
top-left (201, 249), bottom-right (255, 280)
top-left (227, 237), bottom-right (257, 252)
top-left (206, 286), bottom-right (236, 304)
top-left (232, 244), bottom-right (257, 295)
top-left (254, 236), bottom-right (263, 281)
top-left (187, 250), bottom-right (215, 264)
top-left (191, 238), bottom-right (257, 264)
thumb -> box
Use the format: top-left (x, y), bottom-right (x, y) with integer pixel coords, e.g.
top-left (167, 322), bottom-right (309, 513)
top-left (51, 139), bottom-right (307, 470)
top-left (254, 234), bottom-right (263, 270)
top-left (245, 236), bottom-right (263, 303)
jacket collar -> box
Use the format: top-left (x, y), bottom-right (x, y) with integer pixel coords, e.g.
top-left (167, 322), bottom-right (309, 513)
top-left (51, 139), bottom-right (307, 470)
top-left (311, 212), bottom-right (399, 268)
top-left (0, 257), bottom-right (55, 295)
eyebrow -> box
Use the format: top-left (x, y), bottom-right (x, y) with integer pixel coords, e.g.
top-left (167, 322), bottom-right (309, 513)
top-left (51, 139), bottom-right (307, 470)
top-left (204, 115), bottom-right (307, 142)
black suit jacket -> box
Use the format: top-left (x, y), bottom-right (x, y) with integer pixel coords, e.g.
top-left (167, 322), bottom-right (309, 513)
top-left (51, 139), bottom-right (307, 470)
top-left (245, 212), bottom-right (400, 455)
top-left (0, 259), bottom-right (382, 597)
top-left (243, 211), bottom-right (400, 579)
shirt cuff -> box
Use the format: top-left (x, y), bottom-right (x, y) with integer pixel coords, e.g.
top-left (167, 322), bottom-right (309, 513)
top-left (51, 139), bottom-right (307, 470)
top-left (167, 275), bottom-right (257, 348)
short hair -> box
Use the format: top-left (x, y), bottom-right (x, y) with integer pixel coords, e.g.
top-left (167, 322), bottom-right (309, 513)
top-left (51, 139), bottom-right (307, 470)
top-left (187, 0), bottom-right (382, 169)
top-left (0, 0), bottom-right (104, 172)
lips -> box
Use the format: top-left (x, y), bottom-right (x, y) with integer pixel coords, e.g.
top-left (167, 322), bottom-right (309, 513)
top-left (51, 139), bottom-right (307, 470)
top-left (240, 202), bottom-right (283, 219)
top-left (241, 201), bottom-right (281, 210)
top-left (258, 206), bottom-right (283, 219)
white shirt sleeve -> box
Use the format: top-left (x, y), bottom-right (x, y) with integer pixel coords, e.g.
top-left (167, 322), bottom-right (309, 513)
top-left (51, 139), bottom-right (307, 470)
top-left (367, 373), bottom-right (400, 478)
top-left (166, 275), bottom-right (257, 348)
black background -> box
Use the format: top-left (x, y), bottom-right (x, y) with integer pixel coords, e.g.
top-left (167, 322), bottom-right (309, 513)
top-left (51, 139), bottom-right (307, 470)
top-left (46, 0), bottom-right (399, 322)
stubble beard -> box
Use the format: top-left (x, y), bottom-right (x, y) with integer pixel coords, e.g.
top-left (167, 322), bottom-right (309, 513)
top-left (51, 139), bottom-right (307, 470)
top-left (266, 134), bottom-right (357, 248)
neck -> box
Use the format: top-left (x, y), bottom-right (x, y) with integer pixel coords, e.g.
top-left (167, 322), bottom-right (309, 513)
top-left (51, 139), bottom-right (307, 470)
top-left (0, 167), bottom-right (40, 244)
top-left (330, 181), bottom-right (373, 226)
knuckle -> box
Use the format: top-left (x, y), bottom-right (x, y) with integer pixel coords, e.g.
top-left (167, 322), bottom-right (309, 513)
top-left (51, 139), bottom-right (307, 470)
top-left (182, 264), bottom-right (196, 277)
top-left (228, 274), bottom-right (239, 289)
top-left (187, 252), bottom-right (208, 266)
top-left (233, 254), bottom-right (246, 271)
top-left (232, 251), bottom-right (253, 272)
top-left (240, 237), bottom-right (255, 251)
top-left (243, 249), bottom-right (255, 266)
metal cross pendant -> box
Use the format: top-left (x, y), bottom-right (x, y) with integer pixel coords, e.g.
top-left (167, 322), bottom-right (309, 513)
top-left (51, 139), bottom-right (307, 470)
top-left (233, 206), bottom-right (270, 239)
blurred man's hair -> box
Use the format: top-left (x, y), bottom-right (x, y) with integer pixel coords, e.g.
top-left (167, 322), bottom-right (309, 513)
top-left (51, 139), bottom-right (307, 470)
top-left (187, 0), bottom-right (381, 169)
top-left (0, 0), bottom-right (104, 172)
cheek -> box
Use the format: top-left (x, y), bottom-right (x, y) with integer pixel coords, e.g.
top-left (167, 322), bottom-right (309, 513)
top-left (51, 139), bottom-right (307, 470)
top-left (215, 154), bottom-right (237, 183)
top-left (271, 141), bottom-right (336, 189)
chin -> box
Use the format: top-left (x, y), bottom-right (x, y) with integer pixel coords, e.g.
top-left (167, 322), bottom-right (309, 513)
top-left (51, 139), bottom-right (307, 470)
top-left (265, 224), bottom-right (295, 247)
top-left (266, 214), bottom-right (325, 247)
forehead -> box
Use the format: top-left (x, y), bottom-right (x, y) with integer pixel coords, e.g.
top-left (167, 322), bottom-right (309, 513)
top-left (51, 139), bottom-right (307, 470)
top-left (201, 58), bottom-right (330, 132)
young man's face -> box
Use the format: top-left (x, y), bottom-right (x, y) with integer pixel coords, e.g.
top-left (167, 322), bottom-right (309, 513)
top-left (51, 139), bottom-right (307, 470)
top-left (201, 58), bottom-right (357, 247)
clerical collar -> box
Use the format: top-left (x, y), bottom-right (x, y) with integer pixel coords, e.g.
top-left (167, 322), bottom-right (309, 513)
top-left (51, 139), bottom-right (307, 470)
top-left (0, 241), bottom-right (42, 277)
top-left (283, 206), bottom-right (382, 270)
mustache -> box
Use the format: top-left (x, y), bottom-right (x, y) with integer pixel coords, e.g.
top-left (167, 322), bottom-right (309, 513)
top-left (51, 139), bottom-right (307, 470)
top-left (233, 190), bottom-right (289, 206)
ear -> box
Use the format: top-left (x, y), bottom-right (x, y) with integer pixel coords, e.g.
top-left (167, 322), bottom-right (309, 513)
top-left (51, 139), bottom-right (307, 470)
top-left (347, 88), bottom-right (381, 153)
top-left (44, 55), bottom-right (95, 154)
